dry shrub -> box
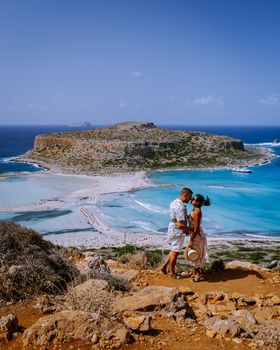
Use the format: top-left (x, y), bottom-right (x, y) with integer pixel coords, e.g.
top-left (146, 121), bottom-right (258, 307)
top-left (0, 221), bottom-right (78, 301)
top-left (61, 279), bottom-right (116, 318)
top-left (117, 250), bottom-right (163, 270)
top-left (74, 255), bottom-right (131, 292)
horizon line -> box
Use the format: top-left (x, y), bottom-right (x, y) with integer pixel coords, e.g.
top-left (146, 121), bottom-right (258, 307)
top-left (0, 123), bottom-right (280, 127)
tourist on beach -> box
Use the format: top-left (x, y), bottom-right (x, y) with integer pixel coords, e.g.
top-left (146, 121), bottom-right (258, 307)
top-left (185, 194), bottom-right (210, 282)
top-left (161, 187), bottom-right (193, 278)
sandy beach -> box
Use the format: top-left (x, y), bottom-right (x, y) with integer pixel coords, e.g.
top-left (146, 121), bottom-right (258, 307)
top-left (1, 164), bottom-right (279, 255)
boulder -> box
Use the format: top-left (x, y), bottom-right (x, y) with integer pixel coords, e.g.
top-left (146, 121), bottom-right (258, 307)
top-left (123, 311), bottom-right (152, 331)
top-left (254, 307), bottom-right (275, 324)
top-left (62, 279), bottom-right (112, 314)
top-left (23, 311), bottom-right (99, 347)
top-left (207, 302), bottom-right (236, 316)
top-left (225, 261), bottom-right (269, 274)
top-left (178, 286), bottom-right (194, 295)
top-left (0, 314), bottom-right (19, 341)
top-left (204, 292), bottom-right (227, 304)
top-left (87, 255), bottom-right (111, 277)
top-left (205, 318), bottom-right (241, 338)
top-left (270, 294), bottom-right (280, 305)
top-left (232, 310), bottom-right (256, 327)
top-left (22, 310), bottom-right (128, 348)
top-left (200, 292), bottom-right (236, 316)
top-left (113, 286), bottom-right (184, 313)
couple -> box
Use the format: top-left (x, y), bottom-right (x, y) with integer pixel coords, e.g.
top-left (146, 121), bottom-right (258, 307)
top-left (161, 187), bottom-right (210, 282)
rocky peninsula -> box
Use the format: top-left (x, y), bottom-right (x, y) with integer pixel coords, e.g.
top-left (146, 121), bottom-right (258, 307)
top-left (18, 122), bottom-right (269, 175)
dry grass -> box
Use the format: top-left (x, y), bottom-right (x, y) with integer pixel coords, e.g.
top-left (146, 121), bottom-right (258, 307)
top-left (0, 221), bottom-right (78, 301)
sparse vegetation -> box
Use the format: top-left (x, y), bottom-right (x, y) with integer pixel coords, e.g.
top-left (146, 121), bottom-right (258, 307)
top-left (0, 221), bottom-right (78, 301)
top-left (20, 122), bottom-right (268, 174)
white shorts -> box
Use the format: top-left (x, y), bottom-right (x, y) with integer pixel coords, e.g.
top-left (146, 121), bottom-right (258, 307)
top-left (169, 235), bottom-right (185, 253)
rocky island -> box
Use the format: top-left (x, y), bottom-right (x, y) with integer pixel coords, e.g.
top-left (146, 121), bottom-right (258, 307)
top-left (19, 121), bottom-right (268, 174)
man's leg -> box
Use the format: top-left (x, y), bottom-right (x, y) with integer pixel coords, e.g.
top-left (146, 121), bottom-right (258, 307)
top-left (169, 251), bottom-right (179, 275)
top-left (161, 251), bottom-right (172, 274)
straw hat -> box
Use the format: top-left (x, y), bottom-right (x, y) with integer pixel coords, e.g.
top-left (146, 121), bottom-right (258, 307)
top-left (186, 246), bottom-right (200, 262)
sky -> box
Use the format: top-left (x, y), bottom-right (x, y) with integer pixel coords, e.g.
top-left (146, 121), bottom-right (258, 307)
top-left (0, 0), bottom-right (280, 126)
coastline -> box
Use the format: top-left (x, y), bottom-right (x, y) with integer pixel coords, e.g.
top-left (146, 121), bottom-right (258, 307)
top-left (10, 142), bottom-right (277, 177)
top-left (0, 144), bottom-right (279, 253)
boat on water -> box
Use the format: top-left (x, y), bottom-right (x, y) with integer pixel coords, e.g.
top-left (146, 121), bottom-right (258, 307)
top-left (231, 167), bottom-right (252, 173)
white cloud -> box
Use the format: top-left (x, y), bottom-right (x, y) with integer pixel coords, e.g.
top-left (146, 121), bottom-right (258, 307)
top-left (130, 71), bottom-right (142, 77)
top-left (27, 102), bottom-right (46, 111)
top-left (119, 102), bottom-right (127, 108)
top-left (193, 95), bottom-right (223, 106)
top-left (258, 93), bottom-right (280, 105)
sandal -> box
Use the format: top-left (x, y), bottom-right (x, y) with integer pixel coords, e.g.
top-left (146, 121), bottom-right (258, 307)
top-left (169, 273), bottom-right (181, 279)
top-left (192, 274), bottom-right (204, 282)
top-left (160, 267), bottom-right (168, 275)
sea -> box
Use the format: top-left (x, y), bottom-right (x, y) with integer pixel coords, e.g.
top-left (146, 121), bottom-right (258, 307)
top-left (0, 125), bottom-right (280, 239)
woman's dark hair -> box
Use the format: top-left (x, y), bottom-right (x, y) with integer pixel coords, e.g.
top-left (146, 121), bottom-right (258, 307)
top-left (193, 194), bottom-right (211, 207)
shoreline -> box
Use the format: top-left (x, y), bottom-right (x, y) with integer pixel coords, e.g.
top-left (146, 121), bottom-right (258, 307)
top-left (4, 142), bottom-right (276, 178)
top-left (45, 228), bottom-right (280, 250)
top-left (0, 145), bottom-right (279, 250)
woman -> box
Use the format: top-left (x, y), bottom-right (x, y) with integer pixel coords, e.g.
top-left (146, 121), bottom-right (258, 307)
top-left (186, 194), bottom-right (210, 282)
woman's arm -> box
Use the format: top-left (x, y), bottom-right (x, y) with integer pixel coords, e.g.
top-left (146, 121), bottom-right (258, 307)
top-left (189, 209), bottom-right (201, 247)
top-left (177, 221), bottom-right (193, 234)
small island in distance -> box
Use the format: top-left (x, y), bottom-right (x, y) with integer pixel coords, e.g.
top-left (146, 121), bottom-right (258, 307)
top-left (68, 120), bottom-right (93, 128)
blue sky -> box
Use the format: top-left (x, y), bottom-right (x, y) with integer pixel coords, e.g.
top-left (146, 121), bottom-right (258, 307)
top-left (0, 0), bottom-right (280, 125)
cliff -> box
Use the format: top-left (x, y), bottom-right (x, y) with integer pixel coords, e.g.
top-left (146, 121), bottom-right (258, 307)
top-left (23, 121), bottom-right (264, 174)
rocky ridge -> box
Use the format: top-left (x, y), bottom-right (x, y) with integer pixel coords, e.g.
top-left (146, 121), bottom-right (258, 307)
top-left (1, 247), bottom-right (280, 350)
top-left (20, 121), bottom-right (266, 174)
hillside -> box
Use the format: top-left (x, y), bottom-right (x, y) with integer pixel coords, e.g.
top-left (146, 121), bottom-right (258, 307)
top-left (0, 223), bottom-right (279, 350)
top-left (21, 122), bottom-right (266, 174)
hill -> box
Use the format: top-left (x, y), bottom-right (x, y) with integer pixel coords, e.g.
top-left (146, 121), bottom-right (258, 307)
top-left (20, 122), bottom-right (267, 174)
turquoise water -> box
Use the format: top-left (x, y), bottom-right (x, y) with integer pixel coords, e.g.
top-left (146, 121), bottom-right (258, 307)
top-left (97, 146), bottom-right (280, 238)
top-left (0, 125), bottom-right (279, 238)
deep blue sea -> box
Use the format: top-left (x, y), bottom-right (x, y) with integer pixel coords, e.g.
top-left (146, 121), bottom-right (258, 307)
top-left (0, 125), bottom-right (280, 238)
top-left (0, 125), bottom-right (94, 174)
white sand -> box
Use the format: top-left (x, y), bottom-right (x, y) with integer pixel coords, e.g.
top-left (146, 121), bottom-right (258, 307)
top-left (2, 168), bottom-right (280, 250)
top-left (0, 171), bottom-right (153, 212)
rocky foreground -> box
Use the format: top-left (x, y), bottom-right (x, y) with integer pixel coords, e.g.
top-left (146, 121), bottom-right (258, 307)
top-left (0, 222), bottom-right (280, 350)
top-left (19, 122), bottom-right (268, 174)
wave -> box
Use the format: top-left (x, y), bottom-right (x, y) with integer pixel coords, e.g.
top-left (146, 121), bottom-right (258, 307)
top-left (207, 185), bottom-right (226, 189)
top-left (139, 225), bottom-right (162, 234)
top-left (245, 142), bottom-right (280, 147)
top-left (135, 200), bottom-right (167, 214)
top-left (0, 156), bottom-right (18, 163)
top-left (243, 233), bottom-right (279, 239)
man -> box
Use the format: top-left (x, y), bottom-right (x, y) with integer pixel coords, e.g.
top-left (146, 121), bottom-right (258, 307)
top-left (161, 187), bottom-right (193, 277)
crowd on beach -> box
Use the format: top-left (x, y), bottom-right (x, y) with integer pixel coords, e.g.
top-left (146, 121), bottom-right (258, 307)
top-left (161, 187), bottom-right (211, 282)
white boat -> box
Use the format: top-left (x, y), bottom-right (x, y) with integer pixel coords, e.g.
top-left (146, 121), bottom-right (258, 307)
top-left (232, 167), bottom-right (252, 173)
